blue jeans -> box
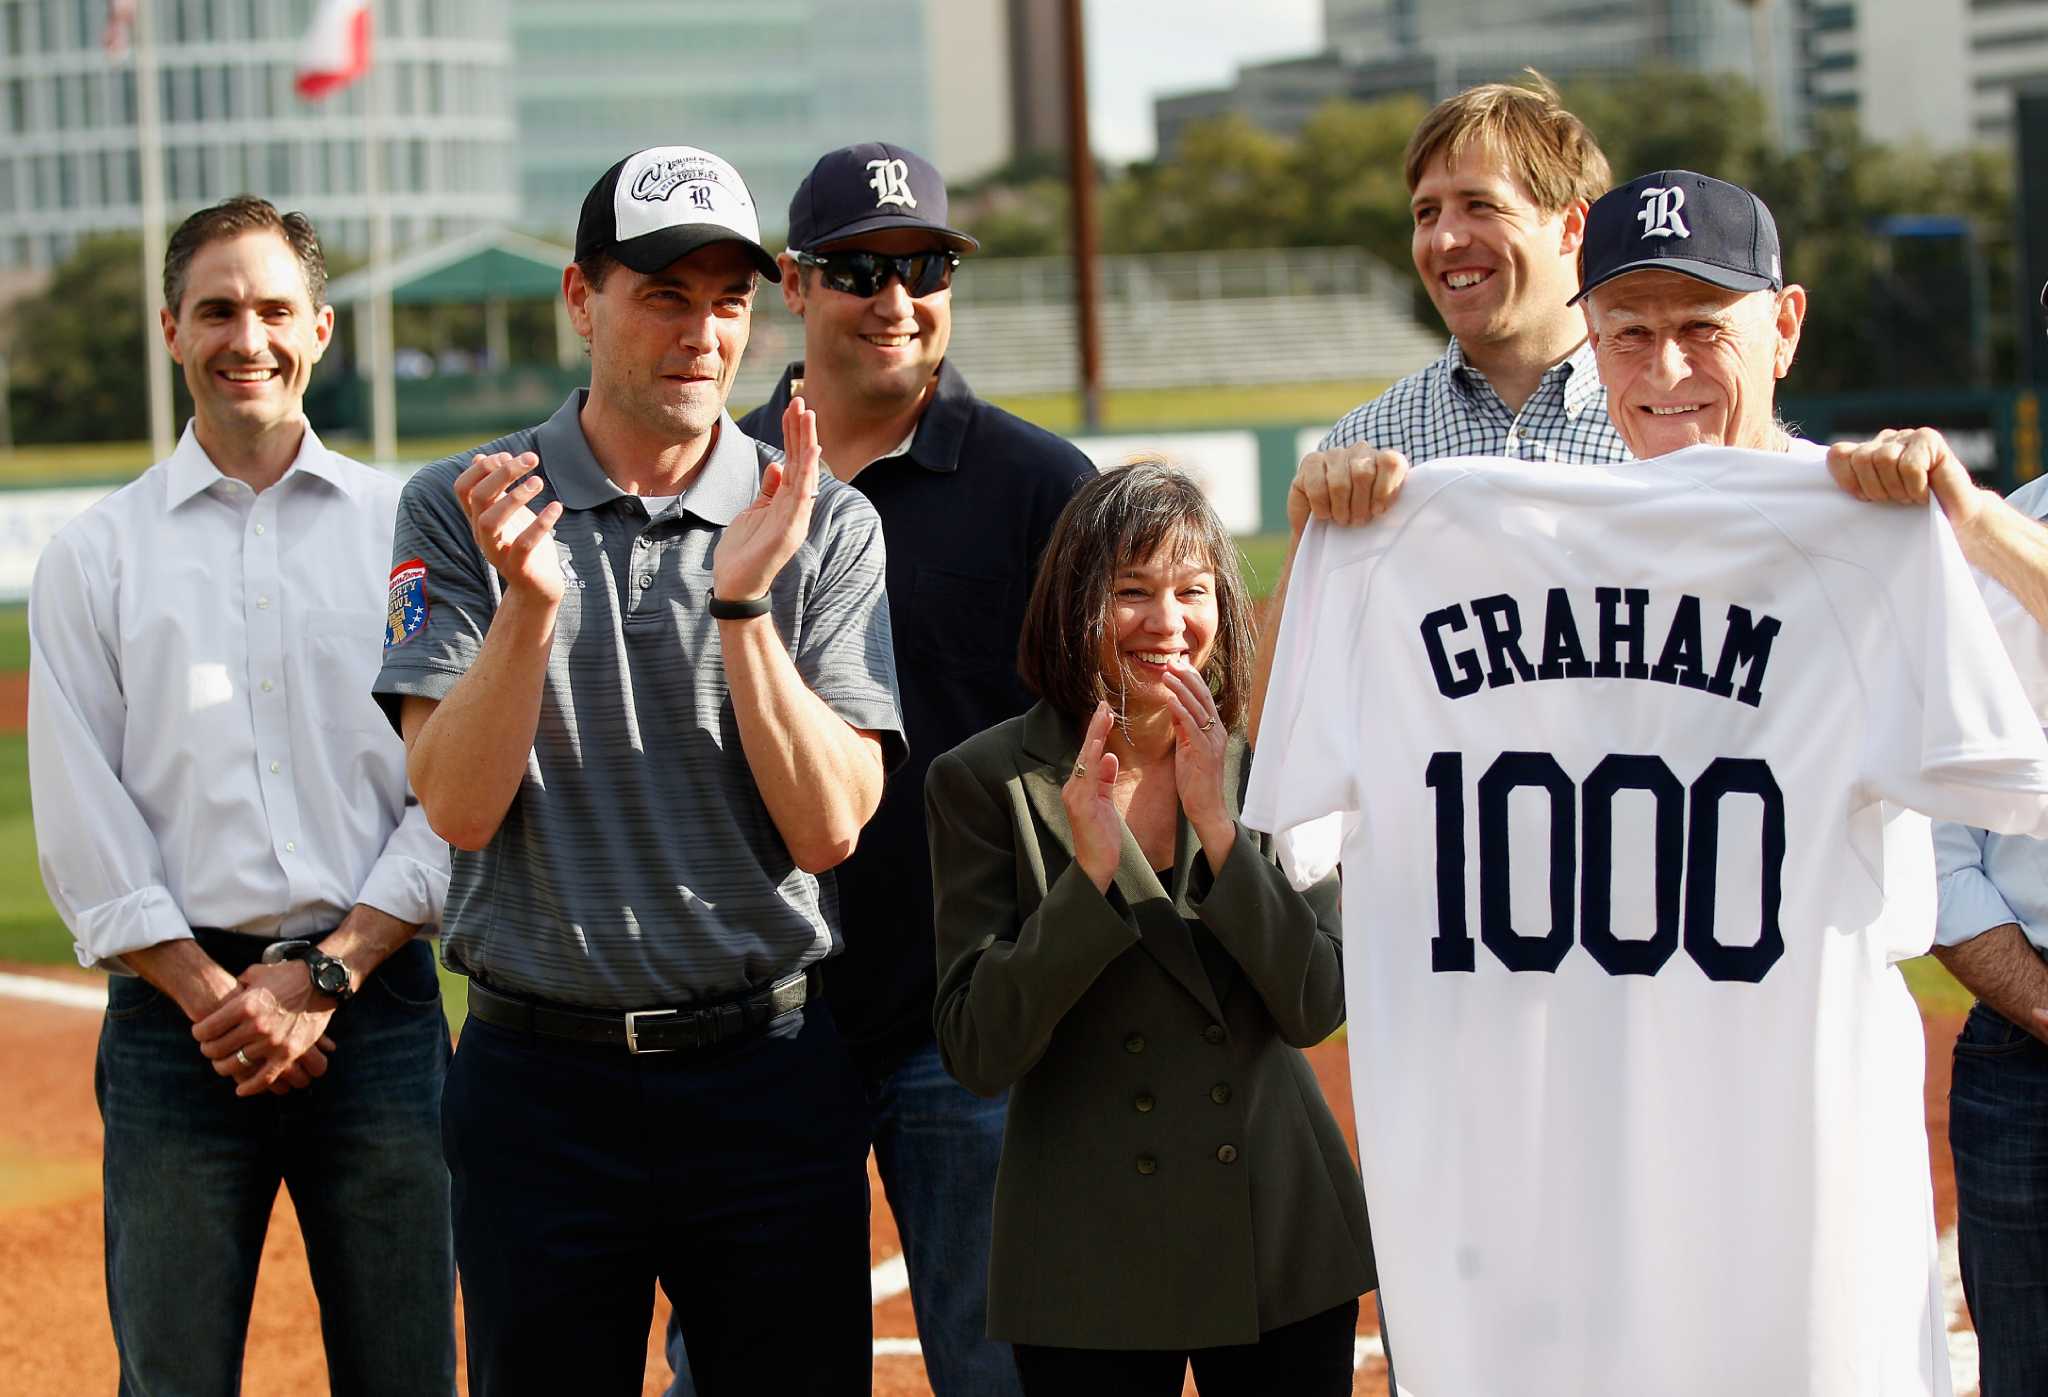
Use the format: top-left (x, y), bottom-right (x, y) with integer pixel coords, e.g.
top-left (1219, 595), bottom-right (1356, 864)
top-left (1949, 1001), bottom-right (2048, 1397)
top-left (667, 1036), bottom-right (1018, 1397)
top-left (96, 938), bottom-right (455, 1397)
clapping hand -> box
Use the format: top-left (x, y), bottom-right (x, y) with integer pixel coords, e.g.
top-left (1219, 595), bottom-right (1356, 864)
top-left (714, 396), bottom-right (821, 604)
top-left (1062, 701), bottom-right (1123, 893)
top-left (454, 451), bottom-right (564, 605)
top-left (1161, 658), bottom-right (1236, 871)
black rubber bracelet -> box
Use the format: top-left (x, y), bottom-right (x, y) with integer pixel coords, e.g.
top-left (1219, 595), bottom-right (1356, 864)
top-left (707, 592), bottom-right (773, 620)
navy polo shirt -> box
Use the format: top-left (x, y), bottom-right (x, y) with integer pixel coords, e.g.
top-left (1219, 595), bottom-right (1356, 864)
top-left (374, 390), bottom-right (905, 1010)
top-left (742, 359), bottom-right (1096, 1071)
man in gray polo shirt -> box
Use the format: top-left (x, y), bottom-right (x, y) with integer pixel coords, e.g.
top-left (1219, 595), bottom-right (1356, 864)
top-left (373, 145), bottom-right (904, 1396)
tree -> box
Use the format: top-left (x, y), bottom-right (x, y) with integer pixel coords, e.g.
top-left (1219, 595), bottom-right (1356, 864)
top-left (1563, 68), bottom-right (1774, 194)
top-left (1100, 114), bottom-right (1302, 254)
top-left (1288, 95), bottom-right (1427, 271)
top-left (6, 234), bottom-right (185, 444)
top-left (1754, 112), bottom-right (2013, 392)
top-left (954, 178), bottom-right (1070, 259)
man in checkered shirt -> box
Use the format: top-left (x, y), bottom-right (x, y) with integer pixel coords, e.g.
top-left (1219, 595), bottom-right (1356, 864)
top-left (1249, 77), bottom-right (1623, 739)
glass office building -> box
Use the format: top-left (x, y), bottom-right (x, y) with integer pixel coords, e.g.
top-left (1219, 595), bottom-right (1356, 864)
top-left (511, 0), bottom-right (941, 246)
top-left (0, 0), bottom-right (517, 272)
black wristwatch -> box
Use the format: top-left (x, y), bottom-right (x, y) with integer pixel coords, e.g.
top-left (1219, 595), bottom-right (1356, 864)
top-left (261, 939), bottom-right (356, 1004)
top-left (707, 591), bottom-right (773, 620)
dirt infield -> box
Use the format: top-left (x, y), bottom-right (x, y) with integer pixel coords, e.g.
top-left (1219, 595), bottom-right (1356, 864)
top-left (1, 674), bottom-right (24, 732)
top-left (0, 965), bottom-right (1973, 1396)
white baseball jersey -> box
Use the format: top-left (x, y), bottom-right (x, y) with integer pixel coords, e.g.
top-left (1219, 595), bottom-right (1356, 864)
top-left (1244, 445), bottom-right (2048, 1397)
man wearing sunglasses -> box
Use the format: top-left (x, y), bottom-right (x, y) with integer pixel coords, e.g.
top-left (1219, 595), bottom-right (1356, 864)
top-left (680, 142), bottom-right (1091, 1397)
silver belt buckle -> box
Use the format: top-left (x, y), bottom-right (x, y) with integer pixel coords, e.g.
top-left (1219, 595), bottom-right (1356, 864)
top-left (624, 1008), bottom-right (680, 1054)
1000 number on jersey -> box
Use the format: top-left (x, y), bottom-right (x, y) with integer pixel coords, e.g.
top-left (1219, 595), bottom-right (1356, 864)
top-left (1425, 751), bottom-right (1786, 982)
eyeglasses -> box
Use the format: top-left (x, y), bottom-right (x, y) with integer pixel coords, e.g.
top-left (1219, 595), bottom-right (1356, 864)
top-left (793, 249), bottom-right (960, 299)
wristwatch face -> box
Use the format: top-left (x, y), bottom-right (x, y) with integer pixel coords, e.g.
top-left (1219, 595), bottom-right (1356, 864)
top-left (311, 956), bottom-right (350, 996)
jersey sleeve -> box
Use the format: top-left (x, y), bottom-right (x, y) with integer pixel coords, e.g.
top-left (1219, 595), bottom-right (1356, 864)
top-left (371, 461), bottom-right (499, 732)
top-left (1858, 499), bottom-right (2048, 836)
top-left (1243, 518), bottom-right (1371, 886)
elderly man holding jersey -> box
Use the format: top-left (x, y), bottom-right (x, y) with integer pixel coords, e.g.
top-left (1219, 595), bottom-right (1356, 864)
top-left (1248, 169), bottom-right (2048, 1397)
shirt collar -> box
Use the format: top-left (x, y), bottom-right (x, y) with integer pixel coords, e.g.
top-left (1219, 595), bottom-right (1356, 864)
top-left (1440, 335), bottom-right (1478, 382)
top-left (761, 358), bottom-right (972, 475)
top-left (1555, 340), bottom-right (1606, 418)
top-left (162, 419), bottom-right (351, 510)
top-left (532, 388), bottom-right (760, 525)
top-left (1441, 335), bottom-right (1607, 416)
top-left (532, 390), bottom-right (618, 510)
top-left (676, 409), bottom-right (765, 526)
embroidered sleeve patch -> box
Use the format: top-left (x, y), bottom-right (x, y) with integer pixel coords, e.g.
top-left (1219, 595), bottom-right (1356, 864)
top-left (385, 559), bottom-right (429, 650)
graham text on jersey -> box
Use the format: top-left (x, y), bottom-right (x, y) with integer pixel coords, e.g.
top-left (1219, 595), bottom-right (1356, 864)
top-left (1420, 587), bottom-right (1783, 708)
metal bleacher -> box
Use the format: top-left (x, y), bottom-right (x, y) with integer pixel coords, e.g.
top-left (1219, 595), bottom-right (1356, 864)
top-left (938, 246), bottom-right (1444, 397)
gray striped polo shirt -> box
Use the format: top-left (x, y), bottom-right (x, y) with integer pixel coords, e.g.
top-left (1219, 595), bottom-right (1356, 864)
top-left (374, 390), bottom-right (905, 1009)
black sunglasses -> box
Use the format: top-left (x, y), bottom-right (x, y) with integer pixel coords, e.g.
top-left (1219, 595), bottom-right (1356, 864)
top-left (793, 249), bottom-right (960, 299)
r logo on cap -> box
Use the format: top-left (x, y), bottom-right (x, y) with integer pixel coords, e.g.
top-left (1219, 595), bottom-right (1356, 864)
top-left (1636, 186), bottom-right (1691, 240)
top-left (867, 158), bottom-right (918, 210)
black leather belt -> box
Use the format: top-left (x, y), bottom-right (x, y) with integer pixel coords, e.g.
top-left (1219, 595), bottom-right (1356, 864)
top-left (191, 926), bottom-right (336, 975)
top-left (465, 967), bottom-right (817, 1054)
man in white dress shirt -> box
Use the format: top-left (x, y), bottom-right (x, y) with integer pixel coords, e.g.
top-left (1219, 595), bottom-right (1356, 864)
top-left (27, 197), bottom-right (455, 1394)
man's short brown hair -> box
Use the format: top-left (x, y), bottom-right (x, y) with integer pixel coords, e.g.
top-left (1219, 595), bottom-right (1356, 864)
top-left (163, 195), bottom-right (327, 315)
top-left (1402, 71), bottom-right (1610, 214)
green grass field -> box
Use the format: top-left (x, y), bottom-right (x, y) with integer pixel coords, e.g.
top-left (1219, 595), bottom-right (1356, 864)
top-left (0, 606), bottom-right (27, 673)
top-left (0, 381), bottom-right (1379, 487)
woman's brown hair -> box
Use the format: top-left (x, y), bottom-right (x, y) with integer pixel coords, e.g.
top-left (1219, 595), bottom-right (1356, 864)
top-left (1017, 457), bottom-right (1255, 731)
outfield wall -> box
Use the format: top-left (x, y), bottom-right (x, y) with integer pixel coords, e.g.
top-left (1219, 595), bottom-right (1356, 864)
top-left (0, 426), bottom-right (1329, 605)
top-left (3, 388), bottom-right (2038, 605)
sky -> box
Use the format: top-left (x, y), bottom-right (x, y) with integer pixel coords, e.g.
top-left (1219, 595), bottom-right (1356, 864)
top-left (1084, 0), bottom-right (1326, 163)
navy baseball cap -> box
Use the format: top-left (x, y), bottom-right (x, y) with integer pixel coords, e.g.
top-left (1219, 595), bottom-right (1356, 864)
top-left (1570, 169), bottom-right (1782, 306)
top-left (576, 145), bottom-right (780, 282)
top-left (786, 143), bottom-right (979, 255)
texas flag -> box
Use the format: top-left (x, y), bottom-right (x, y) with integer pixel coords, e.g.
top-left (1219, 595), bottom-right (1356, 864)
top-left (295, 0), bottom-right (372, 100)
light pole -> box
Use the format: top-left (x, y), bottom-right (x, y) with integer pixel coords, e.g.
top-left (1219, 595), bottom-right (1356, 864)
top-left (1061, 0), bottom-right (1103, 433)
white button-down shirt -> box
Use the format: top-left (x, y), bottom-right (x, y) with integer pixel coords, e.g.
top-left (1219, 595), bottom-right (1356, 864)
top-left (28, 423), bottom-right (448, 969)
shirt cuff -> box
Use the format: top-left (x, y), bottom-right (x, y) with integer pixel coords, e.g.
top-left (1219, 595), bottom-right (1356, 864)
top-left (1935, 870), bottom-right (2023, 948)
top-left (1190, 820), bottom-right (1268, 917)
top-left (372, 665), bottom-right (470, 735)
top-left (72, 885), bottom-right (194, 972)
top-left (354, 851), bottom-right (449, 931)
top-left (1275, 812), bottom-right (1347, 891)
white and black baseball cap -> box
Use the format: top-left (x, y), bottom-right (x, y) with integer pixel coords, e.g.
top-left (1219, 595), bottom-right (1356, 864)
top-left (576, 145), bottom-right (780, 282)
top-left (786, 142), bottom-right (978, 254)
top-left (1570, 169), bottom-right (1782, 306)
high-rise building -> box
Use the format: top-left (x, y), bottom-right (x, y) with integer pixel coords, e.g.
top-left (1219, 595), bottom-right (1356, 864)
top-left (0, 0), bottom-right (518, 272)
top-left (1162, 0), bottom-right (1802, 157)
top-left (1803, 0), bottom-right (2048, 149)
top-left (510, 0), bottom-right (1014, 245)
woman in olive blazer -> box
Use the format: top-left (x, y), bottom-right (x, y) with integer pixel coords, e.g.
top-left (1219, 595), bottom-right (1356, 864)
top-left (927, 461), bottom-right (1374, 1395)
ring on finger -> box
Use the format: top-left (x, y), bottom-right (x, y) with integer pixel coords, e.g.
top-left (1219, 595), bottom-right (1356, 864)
top-left (234, 1048), bottom-right (252, 1069)
top-left (1198, 718), bottom-right (1214, 731)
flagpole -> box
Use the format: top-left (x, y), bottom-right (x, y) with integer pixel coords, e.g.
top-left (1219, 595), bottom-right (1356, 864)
top-left (362, 2), bottom-right (396, 466)
top-left (133, 0), bottom-right (174, 460)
